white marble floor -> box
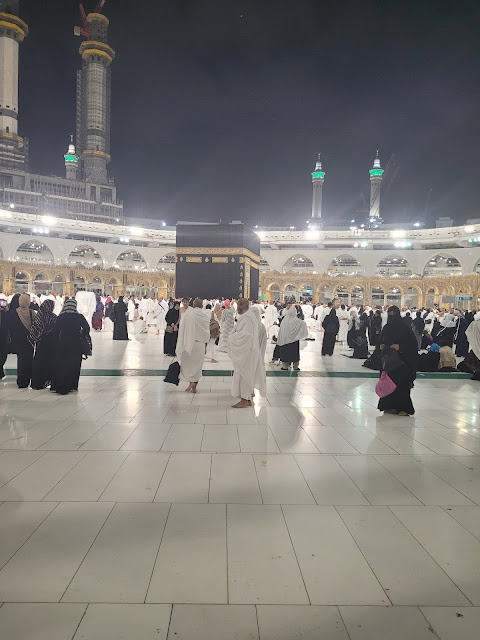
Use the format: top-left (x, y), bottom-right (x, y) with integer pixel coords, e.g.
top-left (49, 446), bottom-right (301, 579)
top-left (0, 355), bottom-right (480, 637)
top-left (4, 326), bottom-right (384, 373)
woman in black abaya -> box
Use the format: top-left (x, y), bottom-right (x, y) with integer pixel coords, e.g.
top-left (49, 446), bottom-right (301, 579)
top-left (322, 307), bottom-right (339, 356)
top-left (113, 295), bottom-right (129, 340)
top-left (378, 305), bottom-right (418, 416)
top-left (164, 302), bottom-right (180, 356)
top-left (29, 299), bottom-right (57, 389)
top-left (51, 299), bottom-right (90, 395)
top-left (9, 293), bottom-right (36, 388)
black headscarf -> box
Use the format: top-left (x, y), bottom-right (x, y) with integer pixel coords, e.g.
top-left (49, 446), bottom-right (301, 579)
top-left (28, 299), bottom-right (56, 346)
top-left (380, 305), bottom-right (418, 372)
top-left (9, 294), bottom-right (20, 312)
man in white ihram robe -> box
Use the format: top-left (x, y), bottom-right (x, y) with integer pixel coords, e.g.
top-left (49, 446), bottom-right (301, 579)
top-left (53, 294), bottom-right (63, 316)
top-left (301, 303), bottom-right (314, 329)
top-left (251, 306), bottom-right (267, 398)
top-left (75, 290), bottom-right (96, 328)
top-left (176, 298), bottom-right (210, 393)
top-left (229, 298), bottom-right (260, 408)
top-left (336, 304), bottom-right (350, 344)
top-left (127, 296), bottom-right (135, 321)
top-left (263, 303), bottom-right (278, 331)
top-left (155, 297), bottom-right (169, 334)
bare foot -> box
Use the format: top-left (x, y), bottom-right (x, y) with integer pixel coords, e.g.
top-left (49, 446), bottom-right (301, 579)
top-left (185, 384), bottom-right (193, 392)
top-left (190, 383), bottom-right (198, 394)
top-left (398, 411), bottom-right (409, 416)
top-left (232, 399), bottom-right (251, 408)
top-left (211, 359), bottom-right (218, 363)
top-left (384, 409), bottom-right (398, 414)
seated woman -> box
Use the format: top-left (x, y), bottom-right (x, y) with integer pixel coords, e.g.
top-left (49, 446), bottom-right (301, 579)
top-left (438, 341), bottom-right (457, 372)
top-left (417, 343), bottom-right (441, 372)
top-left (457, 319), bottom-right (480, 380)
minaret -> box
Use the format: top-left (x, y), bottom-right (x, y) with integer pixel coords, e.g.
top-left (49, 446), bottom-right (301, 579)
top-left (0, 0), bottom-right (28, 169)
top-left (76, 9), bottom-right (115, 183)
top-left (311, 153), bottom-right (325, 220)
top-left (369, 150), bottom-right (384, 219)
top-left (64, 135), bottom-right (79, 180)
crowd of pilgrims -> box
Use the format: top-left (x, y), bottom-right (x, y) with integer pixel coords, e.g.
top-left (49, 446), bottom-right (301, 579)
top-left (1, 289), bottom-right (480, 414)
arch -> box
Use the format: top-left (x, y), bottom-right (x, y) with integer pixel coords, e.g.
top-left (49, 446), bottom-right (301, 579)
top-left (15, 271), bottom-right (31, 293)
top-left (14, 240), bottom-right (54, 265)
top-left (75, 276), bottom-right (85, 284)
top-left (108, 278), bottom-right (119, 285)
top-left (474, 258), bottom-right (480, 274)
top-left (376, 254), bottom-right (411, 277)
top-left (282, 254), bottom-right (315, 274)
top-left (334, 284), bottom-right (349, 303)
top-left (405, 286), bottom-right (421, 308)
top-left (266, 282), bottom-right (281, 292)
top-left (423, 253), bottom-right (462, 277)
top-left (115, 250), bottom-right (147, 271)
top-left (157, 254), bottom-right (175, 273)
top-left (317, 284), bottom-right (333, 303)
top-left (351, 285), bottom-right (364, 305)
top-left (54, 274), bottom-right (65, 282)
top-left (386, 286), bottom-right (402, 305)
top-left (68, 245), bottom-right (103, 268)
top-left (328, 254), bottom-right (361, 277)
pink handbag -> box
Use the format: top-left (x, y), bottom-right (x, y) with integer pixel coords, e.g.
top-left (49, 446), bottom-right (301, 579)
top-left (375, 371), bottom-right (397, 398)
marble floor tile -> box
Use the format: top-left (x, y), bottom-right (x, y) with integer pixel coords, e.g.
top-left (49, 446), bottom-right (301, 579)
top-left (100, 452), bottom-right (170, 502)
top-left (73, 604), bottom-right (172, 640)
top-left (227, 504), bottom-right (308, 604)
top-left (334, 427), bottom-right (398, 454)
top-left (44, 452), bottom-right (128, 501)
top-left (335, 455), bottom-right (421, 505)
top-left (268, 424), bottom-right (319, 454)
top-left (0, 501), bottom-right (57, 570)
top-left (38, 422), bottom-right (103, 450)
top-left (161, 424), bottom-right (205, 451)
top-left (0, 451), bottom-right (87, 501)
top-left (414, 456), bottom-right (480, 505)
top-left (295, 455), bottom-right (369, 505)
top-left (391, 506), bottom-right (480, 605)
top-left (120, 422), bottom-right (172, 451)
top-left (257, 604), bottom-right (349, 640)
top-left (253, 454), bottom-right (315, 504)
top-left (443, 506), bottom-right (480, 539)
top-left (209, 454), bottom-right (262, 504)
top-left (0, 451), bottom-right (45, 485)
top-left (237, 425), bottom-right (280, 453)
top-left (167, 604), bottom-right (258, 640)
top-left (0, 502), bottom-right (114, 602)
top-left (375, 456), bottom-right (474, 505)
top-left (155, 453), bottom-right (211, 503)
top-left (0, 603), bottom-right (87, 640)
top-left (64, 502), bottom-right (169, 603)
top-left (201, 425), bottom-right (240, 452)
top-left (79, 422), bottom-right (138, 451)
top-left (283, 505), bottom-right (387, 604)
top-left (421, 606), bottom-right (480, 640)
top-left (147, 504), bottom-right (227, 604)
top-left (340, 605), bottom-right (436, 640)
top-left (302, 426), bottom-right (358, 454)
top-left (338, 506), bottom-right (469, 605)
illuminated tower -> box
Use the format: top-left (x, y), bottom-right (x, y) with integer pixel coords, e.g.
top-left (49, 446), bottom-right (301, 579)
top-left (0, 0), bottom-right (28, 169)
top-left (311, 153), bottom-right (325, 219)
top-left (76, 6), bottom-right (115, 183)
top-left (64, 135), bottom-right (79, 180)
top-left (369, 150), bottom-right (384, 219)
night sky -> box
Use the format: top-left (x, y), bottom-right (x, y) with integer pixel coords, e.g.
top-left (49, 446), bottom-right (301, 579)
top-left (17, 0), bottom-right (480, 226)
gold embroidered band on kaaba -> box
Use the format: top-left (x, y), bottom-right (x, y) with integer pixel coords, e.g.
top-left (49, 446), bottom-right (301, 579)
top-left (176, 247), bottom-right (261, 263)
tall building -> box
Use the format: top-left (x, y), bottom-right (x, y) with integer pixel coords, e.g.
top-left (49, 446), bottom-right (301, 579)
top-left (0, 0), bottom-right (28, 169)
top-left (0, 1), bottom-right (123, 223)
top-left (369, 150), bottom-right (384, 219)
top-left (311, 153), bottom-right (325, 220)
top-left (76, 10), bottom-right (115, 184)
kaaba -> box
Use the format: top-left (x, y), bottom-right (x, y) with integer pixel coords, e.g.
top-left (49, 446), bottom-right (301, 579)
top-left (175, 222), bottom-right (261, 300)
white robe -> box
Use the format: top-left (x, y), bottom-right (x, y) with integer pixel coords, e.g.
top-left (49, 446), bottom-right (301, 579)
top-left (316, 306), bottom-right (329, 331)
top-left (139, 298), bottom-right (149, 320)
top-left (336, 308), bottom-right (350, 342)
top-left (252, 308), bottom-right (267, 397)
top-left (229, 308), bottom-right (259, 401)
top-left (302, 304), bottom-right (314, 328)
top-left (267, 324), bottom-right (279, 344)
top-left (176, 307), bottom-right (210, 382)
top-left (127, 299), bottom-right (135, 321)
top-left (53, 296), bottom-right (63, 316)
top-left (155, 299), bottom-right (169, 331)
top-left (264, 304), bottom-right (278, 330)
top-left (146, 299), bottom-right (157, 325)
top-left (75, 291), bottom-right (97, 328)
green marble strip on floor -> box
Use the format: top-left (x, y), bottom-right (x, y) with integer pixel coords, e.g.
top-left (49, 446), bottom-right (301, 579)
top-left (4, 368), bottom-right (472, 379)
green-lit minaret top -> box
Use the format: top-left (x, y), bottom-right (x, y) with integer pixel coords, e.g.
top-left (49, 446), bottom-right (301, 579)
top-left (311, 153), bottom-right (325, 219)
top-left (369, 150), bottom-right (384, 218)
